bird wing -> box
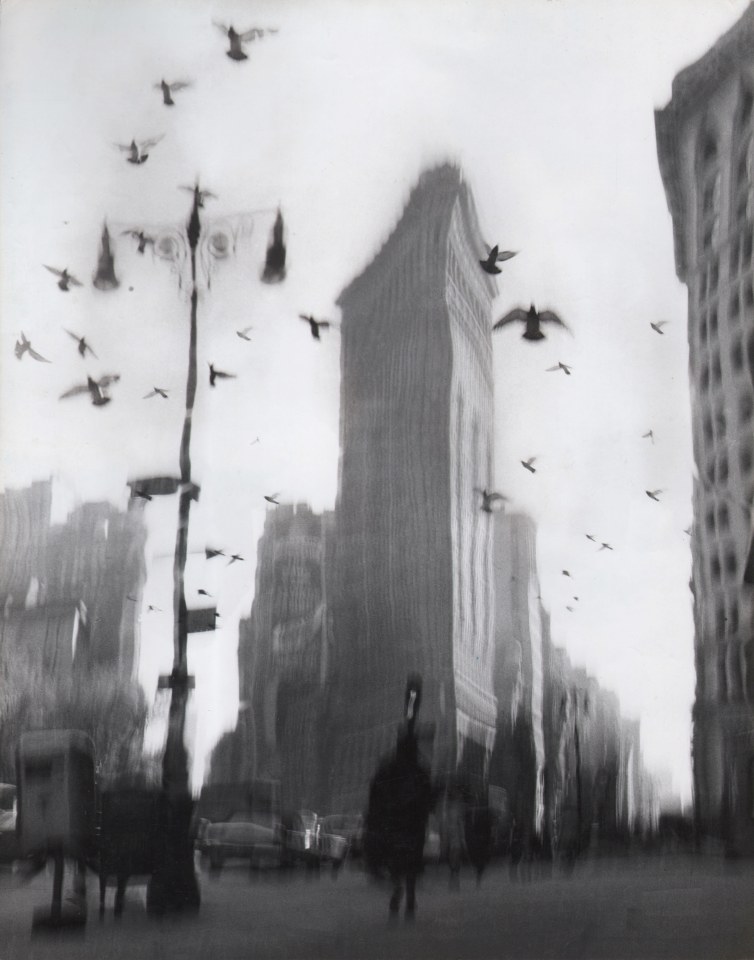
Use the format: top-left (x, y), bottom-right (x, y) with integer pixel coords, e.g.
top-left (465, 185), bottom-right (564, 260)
top-left (114, 142), bottom-right (135, 153)
top-left (240, 27), bottom-right (269, 40)
top-left (168, 81), bottom-right (191, 91)
top-left (64, 328), bottom-right (81, 343)
top-left (487, 493), bottom-right (507, 503)
top-left (213, 20), bottom-right (230, 35)
top-left (495, 250), bottom-right (517, 262)
top-left (43, 265), bottom-right (64, 278)
top-left (538, 311), bottom-right (568, 328)
top-left (317, 321), bottom-right (331, 329)
top-left (60, 383), bottom-right (89, 399)
top-left (487, 245), bottom-right (499, 260)
top-left (214, 370), bottom-right (236, 379)
top-left (139, 134), bottom-right (164, 150)
top-left (492, 308), bottom-right (528, 330)
top-left (654, 321), bottom-right (669, 329)
top-left (85, 343), bottom-right (98, 359)
top-left (527, 457), bottom-right (537, 465)
top-left (143, 390), bottom-right (157, 399)
top-left (97, 374), bottom-right (120, 388)
top-left (28, 345), bottom-right (51, 363)
top-left (546, 365), bottom-right (560, 372)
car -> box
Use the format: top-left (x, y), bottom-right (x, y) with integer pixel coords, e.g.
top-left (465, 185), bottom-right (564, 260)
top-left (199, 816), bottom-right (280, 873)
top-left (279, 810), bottom-right (321, 868)
top-left (423, 815), bottom-right (442, 863)
top-left (0, 784), bottom-right (18, 864)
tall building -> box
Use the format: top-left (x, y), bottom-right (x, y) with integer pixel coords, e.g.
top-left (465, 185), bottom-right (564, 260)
top-left (655, 5), bottom-right (754, 852)
top-left (216, 503), bottom-right (334, 812)
top-left (489, 512), bottom-right (546, 841)
top-left (0, 480), bottom-right (147, 680)
top-left (326, 164), bottom-right (498, 813)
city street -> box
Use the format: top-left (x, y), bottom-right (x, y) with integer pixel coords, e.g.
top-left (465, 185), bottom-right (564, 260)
top-left (1, 855), bottom-right (754, 960)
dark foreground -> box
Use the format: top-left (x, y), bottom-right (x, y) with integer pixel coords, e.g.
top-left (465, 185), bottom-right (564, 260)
top-left (1, 854), bottom-right (753, 960)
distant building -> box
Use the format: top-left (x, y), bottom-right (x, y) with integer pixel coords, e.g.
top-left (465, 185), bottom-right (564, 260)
top-left (327, 164), bottom-right (498, 812)
top-left (0, 480), bottom-right (147, 680)
top-left (0, 600), bottom-right (89, 687)
top-left (212, 503), bottom-right (334, 812)
top-left (489, 512), bottom-right (546, 842)
top-left (656, 4), bottom-right (754, 853)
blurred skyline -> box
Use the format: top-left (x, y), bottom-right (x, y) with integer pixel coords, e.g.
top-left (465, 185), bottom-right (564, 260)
top-left (2, 0), bottom-right (750, 799)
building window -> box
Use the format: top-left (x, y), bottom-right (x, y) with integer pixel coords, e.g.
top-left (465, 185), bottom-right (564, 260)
top-left (698, 127), bottom-right (721, 256)
top-left (732, 336), bottom-right (744, 371)
top-left (700, 366), bottom-right (710, 393)
top-left (710, 555), bottom-right (722, 583)
top-left (740, 443), bottom-right (753, 474)
top-left (730, 291), bottom-right (741, 320)
top-left (728, 604), bottom-right (739, 635)
top-left (715, 601), bottom-right (725, 634)
top-left (703, 415), bottom-right (714, 443)
top-left (717, 503), bottom-right (730, 531)
top-left (709, 306), bottom-right (719, 334)
top-left (724, 551), bottom-right (738, 577)
top-left (740, 392), bottom-right (754, 422)
top-left (705, 508), bottom-right (716, 532)
top-left (718, 454), bottom-right (729, 483)
top-left (712, 352), bottom-right (722, 385)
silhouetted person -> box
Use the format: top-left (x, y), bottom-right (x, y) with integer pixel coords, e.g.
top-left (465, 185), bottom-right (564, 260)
top-left (465, 803), bottom-right (495, 886)
top-left (365, 732), bottom-right (433, 919)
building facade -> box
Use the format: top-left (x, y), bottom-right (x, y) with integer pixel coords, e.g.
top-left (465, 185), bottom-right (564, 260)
top-left (656, 5), bottom-right (754, 852)
top-left (326, 164), bottom-right (498, 813)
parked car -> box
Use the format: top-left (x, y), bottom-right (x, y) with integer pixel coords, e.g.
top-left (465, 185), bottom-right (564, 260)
top-left (317, 816), bottom-right (354, 875)
top-left (199, 816), bottom-right (280, 873)
top-left (0, 784), bottom-right (18, 864)
top-left (279, 810), bottom-right (320, 868)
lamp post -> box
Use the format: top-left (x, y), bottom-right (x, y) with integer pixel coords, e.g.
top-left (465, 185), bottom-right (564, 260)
top-left (115, 184), bottom-right (263, 914)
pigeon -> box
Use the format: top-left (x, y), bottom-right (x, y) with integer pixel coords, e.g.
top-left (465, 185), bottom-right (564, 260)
top-left (205, 548), bottom-right (225, 560)
top-left (650, 321), bottom-right (669, 335)
top-left (264, 493), bottom-right (280, 505)
top-left (236, 326), bottom-right (253, 341)
top-left (566, 606), bottom-right (575, 613)
top-left (227, 553), bottom-right (245, 566)
top-left (122, 230), bottom-right (155, 254)
top-left (115, 135), bottom-right (164, 165)
top-left (299, 314), bottom-right (333, 340)
top-left (43, 266), bottom-right (83, 291)
top-left (198, 589), bottom-right (212, 597)
top-left (684, 526), bottom-right (692, 536)
top-left (475, 488), bottom-right (508, 513)
top-left (586, 534), bottom-right (597, 542)
top-left (143, 387), bottom-right (169, 399)
top-left (147, 604), bottom-right (162, 613)
top-left (546, 362), bottom-right (572, 375)
top-left (179, 184), bottom-right (218, 208)
top-left (599, 542), bottom-right (614, 552)
top-left (209, 363), bottom-right (236, 387)
top-left (213, 22), bottom-right (278, 60)
top-left (14, 333), bottom-right (50, 362)
top-left (64, 329), bottom-right (97, 359)
top-left (60, 375), bottom-right (118, 407)
top-left (521, 457), bottom-right (537, 474)
top-left (493, 305), bottom-right (569, 342)
top-left (250, 437), bottom-right (260, 446)
top-left (132, 487), bottom-right (153, 501)
top-left (479, 245), bottom-right (517, 275)
top-left (646, 489), bottom-right (663, 502)
top-left (642, 430), bottom-right (655, 444)
top-left (154, 79), bottom-right (191, 106)
top-left (573, 596), bottom-right (580, 601)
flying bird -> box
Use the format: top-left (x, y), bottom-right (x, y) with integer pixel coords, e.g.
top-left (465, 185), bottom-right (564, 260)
top-left (562, 570), bottom-right (572, 578)
top-left (264, 493), bottom-right (280, 505)
top-left (198, 589), bottom-right (213, 598)
top-left (209, 363), bottom-right (236, 387)
top-left (132, 487), bottom-right (153, 501)
top-left (573, 596), bottom-right (580, 601)
top-left (299, 314), bottom-right (333, 340)
top-left (213, 22), bottom-right (278, 60)
top-left (227, 553), bottom-right (245, 566)
top-left (521, 457), bottom-right (537, 473)
top-left (646, 489), bottom-right (663, 502)
top-left (147, 605), bottom-right (162, 613)
top-left (154, 79), bottom-right (191, 106)
top-left (475, 488), bottom-right (508, 513)
top-left (684, 526), bottom-right (692, 536)
top-left (64, 329), bottom-right (97, 359)
top-left (493, 305), bottom-right (569, 342)
top-left (143, 387), bottom-right (169, 399)
top-left (479, 245), bottom-right (517, 275)
top-left (599, 542), bottom-right (614, 552)
top-left (546, 362), bottom-right (572, 375)
top-left (250, 437), bottom-right (260, 446)
top-left (43, 266), bottom-right (83, 291)
top-left (650, 321), bottom-right (669, 335)
top-left (586, 534), bottom-right (597, 542)
top-left (122, 229), bottom-right (155, 254)
top-left (205, 548), bottom-right (225, 560)
top-left (60, 375), bottom-right (118, 407)
top-left (566, 606), bottom-right (575, 613)
top-left (14, 333), bottom-right (50, 363)
top-left (236, 326), bottom-right (253, 341)
top-left (642, 430), bottom-right (655, 444)
top-left (179, 184), bottom-right (218, 208)
top-left (115, 135), bottom-right (164, 165)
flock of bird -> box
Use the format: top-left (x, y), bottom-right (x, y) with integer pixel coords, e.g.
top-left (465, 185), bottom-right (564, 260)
top-left (476, 242), bottom-right (674, 614)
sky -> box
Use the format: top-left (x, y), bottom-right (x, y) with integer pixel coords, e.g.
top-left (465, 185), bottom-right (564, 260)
top-left (1, 0), bottom-right (750, 800)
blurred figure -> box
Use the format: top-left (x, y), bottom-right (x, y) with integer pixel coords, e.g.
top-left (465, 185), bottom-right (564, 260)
top-left (365, 732), bottom-right (434, 919)
top-left (509, 817), bottom-right (524, 881)
top-left (464, 801), bottom-right (495, 887)
top-left (444, 781), bottom-right (466, 891)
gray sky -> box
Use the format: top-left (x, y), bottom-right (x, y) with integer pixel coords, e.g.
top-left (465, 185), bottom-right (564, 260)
top-left (1, 0), bottom-right (749, 799)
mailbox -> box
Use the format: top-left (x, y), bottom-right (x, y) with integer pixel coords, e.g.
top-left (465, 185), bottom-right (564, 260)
top-left (16, 730), bottom-right (95, 859)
